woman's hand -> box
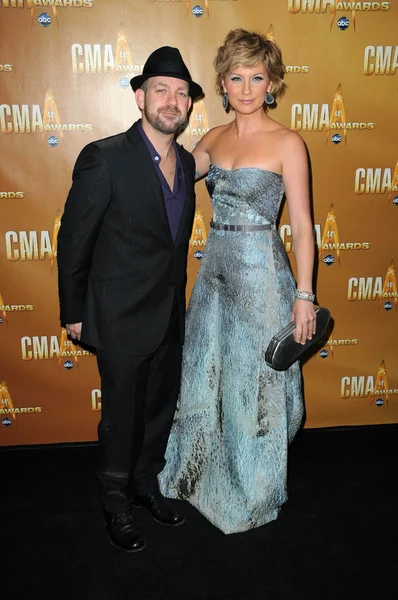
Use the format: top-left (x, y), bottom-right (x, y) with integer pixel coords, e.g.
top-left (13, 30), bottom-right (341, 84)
top-left (291, 301), bottom-right (316, 345)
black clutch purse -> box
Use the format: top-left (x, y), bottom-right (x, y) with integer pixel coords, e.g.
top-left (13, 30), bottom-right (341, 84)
top-left (265, 307), bottom-right (331, 371)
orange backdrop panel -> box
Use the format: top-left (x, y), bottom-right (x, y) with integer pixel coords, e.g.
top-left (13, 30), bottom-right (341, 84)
top-left (0, 0), bottom-right (397, 446)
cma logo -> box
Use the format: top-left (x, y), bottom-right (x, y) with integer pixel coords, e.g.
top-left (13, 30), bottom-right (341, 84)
top-left (317, 338), bottom-right (359, 358)
top-left (347, 277), bottom-right (397, 300)
top-left (341, 376), bottom-right (398, 399)
top-left (0, 192), bottom-right (24, 198)
top-left (291, 103), bottom-right (375, 132)
top-left (21, 333), bottom-right (93, 360)
top-left (280, 224), bottom-right (321, 254)
top-left (0, 1), bottom-right (94, 7)
top-left (6, 210), bottom-right (61, 267)
top-left (355, 164), bottom-right (398, 194)
top-left (0, 104), bottom-right (93, 134)
top-left (0, 304), bottom-right (34, 312)
top-left (341, 360), bottom-right (396, 402)
top-left (325, 338), bottom-right (358, 346)
top-left (5, 230), bottom-right (54, 261)
top-left (347, 261), bottom-right (397, 305)
top-left (71, 43), bottom-right (143, 74)
top-left (288, 1), bottom-right (391, 14)
top-left (364, 45), bottom-right (398, 75)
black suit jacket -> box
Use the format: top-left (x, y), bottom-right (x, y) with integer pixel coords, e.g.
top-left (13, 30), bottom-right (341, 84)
top-left (57, 122), bottom-right (196, 355)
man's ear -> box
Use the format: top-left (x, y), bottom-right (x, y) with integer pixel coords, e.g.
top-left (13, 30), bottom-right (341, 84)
top-left (188, 96), bottom-right (192, 112)
top-left (135, 88), bottom-right (145, 111)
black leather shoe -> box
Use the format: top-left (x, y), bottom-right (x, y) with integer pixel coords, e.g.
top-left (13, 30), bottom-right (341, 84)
top-left (104, 509), bottom-right (146, 553)
top-left (133, 491), bottom-right (185, 526)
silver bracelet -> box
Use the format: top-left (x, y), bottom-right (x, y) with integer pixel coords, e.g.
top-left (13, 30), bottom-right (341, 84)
top-left (295, 290), bottom-right (315, 302)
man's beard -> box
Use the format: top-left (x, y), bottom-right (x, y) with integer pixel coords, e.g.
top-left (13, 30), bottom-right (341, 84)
top-left (144, 106), bottom-right (188, 136)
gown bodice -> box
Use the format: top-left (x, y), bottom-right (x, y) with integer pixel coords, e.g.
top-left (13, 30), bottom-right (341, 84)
top-left (205, 164), bottom-right (285, 226)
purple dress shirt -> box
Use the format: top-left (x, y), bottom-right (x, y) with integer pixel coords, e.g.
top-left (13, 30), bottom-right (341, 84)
top-left (137, 120), bottom-right (187, 241)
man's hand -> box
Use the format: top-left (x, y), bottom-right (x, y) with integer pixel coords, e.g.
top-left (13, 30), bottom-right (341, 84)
top-left (66, 323), bottom-right (82, 342)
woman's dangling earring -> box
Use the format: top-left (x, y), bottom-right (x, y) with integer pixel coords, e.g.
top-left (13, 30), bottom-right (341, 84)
top-left (222, 93), bottom-right (229, 111)
top-left (265, 91), bottom-right (275, 105)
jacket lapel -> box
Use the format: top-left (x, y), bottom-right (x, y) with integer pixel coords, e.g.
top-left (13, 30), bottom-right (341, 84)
top-left (124, 123), bottom-right (173, 241)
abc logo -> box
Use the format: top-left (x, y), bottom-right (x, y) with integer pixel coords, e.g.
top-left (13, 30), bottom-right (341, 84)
top-left (119, 77), bottom-right (130, 89)
top-left (192, 5), bottom-right (204, 17)
top-left (331, 134), bottom-right (342, 145)
top-left (2, 418), bottom-right (12, 427)
top-left (319, 349), bottom-right (329, 359)
top-left (324, 254), bottom-right (335, 266)
top-left (38, 13), bottom-right (52, 27)
top-left (337, 17), bottom-right (350, 30)
top-left (383, 301), bottom-right (393, 311)
top-left (63, 360), bottom-right (74, 370)
top-left (375, 398), bottom-right (384, 407)
top-left (194, 250), bottom-right (204, 260)
top-left (48, 136), bottom-right (59, 147)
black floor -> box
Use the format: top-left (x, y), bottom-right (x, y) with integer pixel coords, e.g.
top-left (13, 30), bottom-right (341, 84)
top-left (3, 425), bottom-right (397, 600)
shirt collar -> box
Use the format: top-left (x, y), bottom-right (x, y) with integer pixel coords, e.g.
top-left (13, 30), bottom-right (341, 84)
top-left (137, 119), bottom-right (179, 167)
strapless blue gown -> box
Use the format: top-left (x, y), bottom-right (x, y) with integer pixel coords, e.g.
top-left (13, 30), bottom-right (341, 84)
top-left (159, 165), bottom-right (304, 534)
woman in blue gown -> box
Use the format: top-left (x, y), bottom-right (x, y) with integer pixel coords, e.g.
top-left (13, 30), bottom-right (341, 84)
top-left (159, 29), bottom-right (316, 534)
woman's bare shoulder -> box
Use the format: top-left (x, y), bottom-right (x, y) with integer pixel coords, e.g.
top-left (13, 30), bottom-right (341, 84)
top-left (204, 123), bottom-right (230, 141)
top-left (272, 123), bottom-right (305, 147)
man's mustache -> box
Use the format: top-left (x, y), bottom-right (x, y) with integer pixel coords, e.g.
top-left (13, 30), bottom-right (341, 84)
top-left (158, 107), bottom-right (182, 116)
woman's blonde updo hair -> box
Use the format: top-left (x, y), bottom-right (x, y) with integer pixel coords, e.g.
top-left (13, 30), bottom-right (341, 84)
top-left (214, 29), bottom-right (287, 107)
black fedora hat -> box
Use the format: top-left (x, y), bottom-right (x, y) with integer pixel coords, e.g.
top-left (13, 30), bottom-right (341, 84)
top-left (130, 46), bottom-right (203, 100)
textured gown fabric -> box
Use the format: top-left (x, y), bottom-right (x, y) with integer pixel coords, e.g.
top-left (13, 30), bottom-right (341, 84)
top-left (159, 165), bottom-right (304, 534)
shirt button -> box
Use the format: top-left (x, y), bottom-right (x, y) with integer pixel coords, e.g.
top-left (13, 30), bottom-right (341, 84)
top-left (155, 156), bottom-right (160, 161)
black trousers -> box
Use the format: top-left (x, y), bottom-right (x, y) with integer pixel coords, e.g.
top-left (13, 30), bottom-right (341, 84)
top-left (96, 298), bottom-right (182, 514)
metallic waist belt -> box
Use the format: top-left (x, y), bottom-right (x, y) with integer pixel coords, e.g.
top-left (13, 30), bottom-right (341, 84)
top-left (210, 220), bottom-right (274, 232)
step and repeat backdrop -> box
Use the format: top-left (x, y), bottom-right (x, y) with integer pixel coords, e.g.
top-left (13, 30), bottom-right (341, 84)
top-left (0, 0), bottom-right (397, 446)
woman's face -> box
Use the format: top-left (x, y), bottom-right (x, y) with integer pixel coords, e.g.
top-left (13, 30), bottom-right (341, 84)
top-left (222, 62), bottom-right (272, 114)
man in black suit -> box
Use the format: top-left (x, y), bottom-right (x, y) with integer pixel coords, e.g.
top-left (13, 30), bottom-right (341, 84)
top-left (57, 47), bottom-right (203, 553)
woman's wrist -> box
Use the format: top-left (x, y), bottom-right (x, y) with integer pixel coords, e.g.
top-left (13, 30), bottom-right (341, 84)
top-left (295, 290), bottom-right (315, 302)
